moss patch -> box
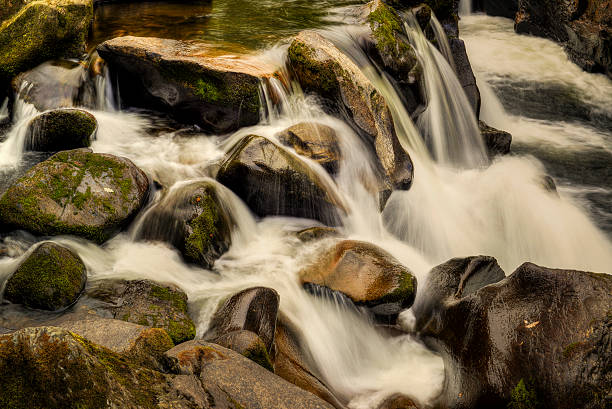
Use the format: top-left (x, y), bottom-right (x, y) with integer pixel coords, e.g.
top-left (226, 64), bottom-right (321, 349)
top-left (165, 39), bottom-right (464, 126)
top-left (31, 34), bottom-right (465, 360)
top-left (287, 39), bottom-right (339, 96)
top-left (508, 378), bottom-right (540, 409)
top-left (26, 109), bottom-right (97, 151)
top-left (368, 2), bottom-right (411, 59)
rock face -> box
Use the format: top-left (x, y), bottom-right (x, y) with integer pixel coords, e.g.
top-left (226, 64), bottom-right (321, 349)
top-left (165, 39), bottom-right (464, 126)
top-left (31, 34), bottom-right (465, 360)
top-left (474, 0), bottom-right (518, 18)
top-left (413, 257), bottom-right (611, 409)
top-left (0, 0), bottom-right (92, 86)
top-left (24, 109), bottom-right (97, 151)
top-left (137, 180), bottom-right (232, 269)
top-left (85, 279), bottom-right (196, 344)
top-left (277, 122), bottom-right (341, 173)
top-left (97, 36), bottom-right (269, 133)
top-left (166, 340), bottom-right (335, 409)
top-left (204, 287), bottom-right (279, 354)
top-left (300, 240), bottom-right (417, 320)
top-left (449, 37), bottom-right (480, 116)
top-left (478, 120), bottom-right (512, 157)
top-left (515, 0), bottom-right (612, 78)
top-left (3, 242), bottom-right (87, 311)
top-left (217, 135), bottom-right (345, 226)
top-left (288, 30), bottom-right (413, 192)
top-left (0, 149), bottom-right (150, 243)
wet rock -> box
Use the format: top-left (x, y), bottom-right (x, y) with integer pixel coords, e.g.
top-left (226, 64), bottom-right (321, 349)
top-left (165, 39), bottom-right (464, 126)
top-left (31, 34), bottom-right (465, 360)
top-left (541, 174), bottom-right (558, 193)
top-left (449, 37), bottom-right (480, 116)
top-left (377, 394), bottom-right (419, 409)
top-left (478, 120), bottom-right (512, 157)
top-left (213, 330), bottom-right (274, 372)
top-left (296, 226), bottom-right (340, 242)
top-left (300, 240), bottom-right (417, 321)
top-left (0, 0), bottom-right (92, 86)
top-left (204, 287), bottom-right (279, 354)
top-left (413, 258), bottom-right (611, 409)
top-left (0, 148), bottom-right (150, 243)
top-left (137, 180), bottom-right (232, 269)
top-left (288, 30), bottom-right (413, 192)
top-left (97, 36), bottom-right (270, 133)
top-left (388, 0), bottom-right (456, 20)
top-left (3, 242), bottom-right (86, 311)
top-left (166, 340), bottom-right (335, 408)
top-left (24, 109), bottom-right (97, 152)
top-left (85, 279), bottom-right (196, 344)
top-left (277, 122), bottom-right (341, 173)
top-left (0, 326), bottom-right (202, 408)
top-left (474, 0), bottom-right (518, 19)
top-left (217, 135), bottom-right (345, 226)
top-left (515, 0), bottom-right (612, 78)
top-left (275, 315), bottom-right (346, 409)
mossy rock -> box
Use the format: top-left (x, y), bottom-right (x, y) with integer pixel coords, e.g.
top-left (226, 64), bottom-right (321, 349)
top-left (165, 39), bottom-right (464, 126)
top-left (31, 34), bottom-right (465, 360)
top-left (136, 180), bottom-right (232, 269)
top-left (300, 240), bottom-right (417, 321)
top-left (0, 0), bottom-right (93, 86)
top-left (25, 108), bottom-right (97, 151)
top-left (0, 148), bottom-right (150, 243)
top-left (3, 242), bottom-right (86, 311)
top-left (388, 0), bottom-right (457, 19)
top-left (213, 330), bottom-right (274, 372)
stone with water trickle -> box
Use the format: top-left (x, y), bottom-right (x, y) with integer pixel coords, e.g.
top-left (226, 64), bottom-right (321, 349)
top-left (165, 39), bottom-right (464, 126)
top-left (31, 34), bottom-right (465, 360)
top-left (0, 148), bottom-right (149, 243)
top-left (412, 257), bottom-right (612, 409)
top-left (24, 109), bottom-right (97, 152)
top-left (216, 134), bottom-right (346, 226)
top-left (299, 240), bottom-right (417, 322)
top-left (97, 36), bottom-right (273, 133)
top-left (478, 120), bottom-right (512, 157)
top-left (136, 180), bottom-right (232, 269)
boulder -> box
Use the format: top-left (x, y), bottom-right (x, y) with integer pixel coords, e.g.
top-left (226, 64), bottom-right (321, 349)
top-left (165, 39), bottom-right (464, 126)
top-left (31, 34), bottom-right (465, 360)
top-left (97, 36), bottom-right (270, 133)
top-left (24, 109), bottom-right (97, 152)
top-left (288, 30), bottom-right (413, 191)
top-left (478, 120), bottom-right (512, 157)
top-left (166, 340), bottom-right (335, 408)
top-left (85, 279), bottom-right (196, 344)
top-left (300, 240), bottom-right (417, 321)
top-left (277, 122), bottom-right (341, 173)
top-left (413, 258), bottom-right (611, 409)
top-left (204, 287), bottom-right (279, 354)
top-left (3, 242), bottom-right (86, 311)
top-left (216, 135), bottom-right (345, 226)
top-left (296, 226), bottom-right (340, 242)
top-left (0, 326), bottom-right (206, 408)
top-left (136, 180), bottom-right (232, 269)
top-left (515, 0), bottom-right (612, 78)
top-left (274, 315), bottom-right (346, 409)
top-left (213, 330), bottom-right (274, 372)
top-left (0, 0), bottom-right (92, 86)
top-left (377, 394), bottom-right (419, 409)
top-left (0, 149), bottom-right (150, 243)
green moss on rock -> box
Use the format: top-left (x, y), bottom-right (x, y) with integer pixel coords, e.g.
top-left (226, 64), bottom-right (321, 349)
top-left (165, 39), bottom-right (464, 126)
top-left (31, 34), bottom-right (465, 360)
top-left (508, 378), bottom-right (540, 409)
top-left (25, 109), bottom-right (97, 152)
top-left (368, 1), bottom-right (411, 59)
top-left (3, 242), bottom-right (86, 311)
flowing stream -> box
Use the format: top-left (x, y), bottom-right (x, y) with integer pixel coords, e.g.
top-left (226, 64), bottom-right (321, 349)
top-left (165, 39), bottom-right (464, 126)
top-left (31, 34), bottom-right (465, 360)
top-left (0, 3), bottom-right (611, 408)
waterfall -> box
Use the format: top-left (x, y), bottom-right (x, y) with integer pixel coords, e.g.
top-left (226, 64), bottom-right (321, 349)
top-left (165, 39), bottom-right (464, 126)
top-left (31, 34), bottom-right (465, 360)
top-left (0, 98), bottom-right (8, 123)
top-left (459, 0), bottom-right (472, 16)
top-left (429, 15), bottom-right (456, 71)
top-left (0, 86), bottom-right (38, 169)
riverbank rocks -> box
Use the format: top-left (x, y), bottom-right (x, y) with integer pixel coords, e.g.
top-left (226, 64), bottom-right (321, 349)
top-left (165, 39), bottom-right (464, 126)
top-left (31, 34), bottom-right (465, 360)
top-left (277, 122), bottom-right (341, 173)
top-left (97, 36), bottom-right (271, 133)
top-left (478, 120), bottom-right (512, 157)
top-left (204, 287), bottom-right (279, 354)
top-left (0, 149), bottom-right (150, 243)
top-left (300, 240), bottom-right (417, 321)
top-left (288, 30), bottom-right (413, 192)
top-left (413, 257), bottom-right (611, 409)
top-left (3, 242), bottom-right (86, 311)
top-left (24, 109), bottom-right (97, 151)
top-left (137, 180), bottom-right (232, 269)
top-left (217, 135), bottom-right (345, 226)
top-left (166, 340), bottom-right (335, 408)
top-left (515, 0), bottom-right (612, 78)
top-left (85, 279), bottom-right (196, 344)
top-left (0, 0), bottom-right (92, 86)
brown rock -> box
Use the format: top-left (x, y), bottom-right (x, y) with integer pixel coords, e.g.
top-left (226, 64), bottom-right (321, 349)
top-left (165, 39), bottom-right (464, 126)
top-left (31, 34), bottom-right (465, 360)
top-left (277, 122), bottom-right (341, 173)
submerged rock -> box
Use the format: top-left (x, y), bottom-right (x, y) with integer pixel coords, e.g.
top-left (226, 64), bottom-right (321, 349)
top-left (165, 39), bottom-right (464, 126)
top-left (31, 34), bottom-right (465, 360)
top-left (137, 180), bottom-right (232, 269)
top-left (204, 287), bottom-right (279, 354)
top-left (24, 109), bottom-right (97, 152)
top-left (85, 279), bottom-right (196, 344)
top-left (296, 226), bottom-right (341, 242)
top-left (0, 0), bottom-right (92, 86)
top-left (3, 242), bottom-right (87, 311)
top-left (277, 122), bottom-right (341, 173)
top-left (478, 120), bottom-right (512, 157)
top-left (166, 340), bottom-right (335, 408)
top-left (97, 36), bottom-right (270, 133)
top-left (300, 240), bottom-right (417, 321)
top-left (413, 257), bottom-right (611, 409)
top-left (217, 135), bottom-right (345, 226)
top-left (213, 329), bottom-right (274, 372)
top-left (0, 149), bottom-right (150, 243)
top-left (288, 30), bottom-right (413, 193)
